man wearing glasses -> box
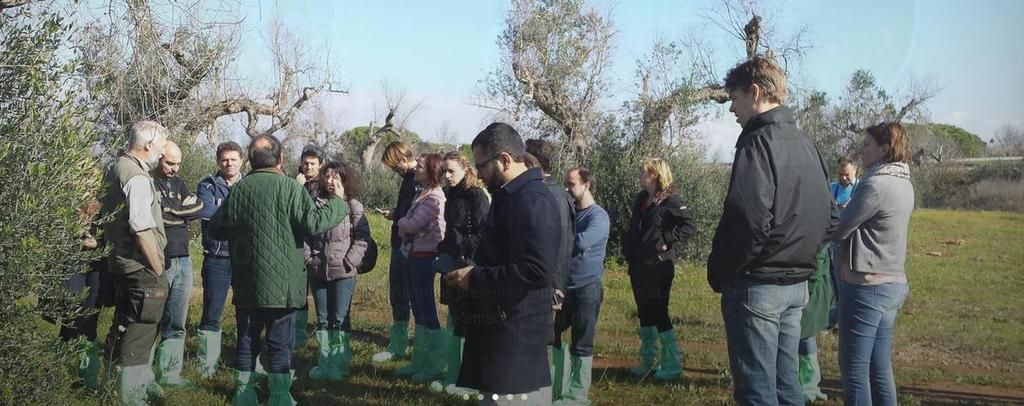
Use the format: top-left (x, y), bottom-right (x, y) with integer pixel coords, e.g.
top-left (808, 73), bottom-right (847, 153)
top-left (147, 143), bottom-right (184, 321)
top-left (446, 123), bottom-right (562, 405)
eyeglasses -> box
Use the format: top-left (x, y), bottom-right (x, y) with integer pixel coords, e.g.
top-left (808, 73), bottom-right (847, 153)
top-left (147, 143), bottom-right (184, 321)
top-left (474, 153), bottom-right (502, 171)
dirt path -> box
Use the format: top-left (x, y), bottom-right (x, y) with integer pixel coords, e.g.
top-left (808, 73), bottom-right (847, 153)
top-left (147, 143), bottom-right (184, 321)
top-left (591, 357), bottom-right (1024, 404)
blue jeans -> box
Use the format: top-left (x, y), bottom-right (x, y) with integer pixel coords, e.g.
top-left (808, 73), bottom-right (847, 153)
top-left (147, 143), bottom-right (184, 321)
top-left (721, 279), bottom-right (808, 406)
top-left (553, 280), bottom-right (603, 357)
top-left (310, 276), bottom-right (357, 331)
top-left (838, 280), bottom-right (908, 406)
top-left (799, 335), bottom-right (817, 355)
top-left (161, 256), bottom-right (193, 339)
top-left (389, 248), bottom-right (412, 323)
top-left (405, 255), bottom-right (440, 329)
top-left (235, 307), bottom-right (294, 373)
top-left (199, 256), bottom-right (230, 332)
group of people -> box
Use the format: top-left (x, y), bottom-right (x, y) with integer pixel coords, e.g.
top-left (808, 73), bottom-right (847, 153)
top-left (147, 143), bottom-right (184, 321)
top-left (54, 55), bottom-right (915, 406)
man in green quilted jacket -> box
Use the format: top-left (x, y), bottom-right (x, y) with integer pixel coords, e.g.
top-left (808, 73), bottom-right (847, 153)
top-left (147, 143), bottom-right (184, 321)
top-left (208, 135), bottom-right (348, 406)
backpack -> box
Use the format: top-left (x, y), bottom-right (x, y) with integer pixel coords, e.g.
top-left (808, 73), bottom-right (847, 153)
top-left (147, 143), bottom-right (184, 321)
top-left (354, 211), bottom-right (379, 274)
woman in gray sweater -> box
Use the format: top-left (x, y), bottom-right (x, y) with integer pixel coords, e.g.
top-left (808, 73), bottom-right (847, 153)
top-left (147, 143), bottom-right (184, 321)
top-left (834, 122), bottom-right (914, 406)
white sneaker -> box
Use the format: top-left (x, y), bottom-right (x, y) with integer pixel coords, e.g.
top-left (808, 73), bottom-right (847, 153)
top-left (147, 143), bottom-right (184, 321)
top-left (429, 380), bottom-right (445, 393)
top-left (371, 351), bottom-right (395, 363)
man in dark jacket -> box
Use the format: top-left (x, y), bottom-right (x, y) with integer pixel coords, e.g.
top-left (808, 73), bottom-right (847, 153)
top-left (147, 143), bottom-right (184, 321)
top-left (707, 56), bottom-right (838, 406)
top-left (150, 141), bottom-right (203, 389)
top-left (195, 141), bottom-right (243, 378)
top-left (525, 138), bottom-right (575, 310)
top-left (446, 123), bottom-right (561, 404)
top-left (208, 135), bottom-right (347, 405)
top-left (372, 141), bottom-right (420, 364)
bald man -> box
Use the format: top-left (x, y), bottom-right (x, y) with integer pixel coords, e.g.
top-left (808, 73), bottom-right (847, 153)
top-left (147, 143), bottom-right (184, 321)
top-left (151, 140), bottom-right (204, 389)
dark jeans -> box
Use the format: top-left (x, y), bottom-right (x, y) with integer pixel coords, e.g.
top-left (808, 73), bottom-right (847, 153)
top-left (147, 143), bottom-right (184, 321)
top-left (59, 270), bottom-right (103, 342)
top-left (389, 248), bottom-right (411, 323)
top-left (405, 255), bottom-right (440, 329)
top-left (553, 280), bottom-right (604, 357)
top-left (310, 276), bottom-right (357, 331)
top-left (721, 278), bottom-right (808, 406)
top-left (235, 307), bottom-right (294, 374)
top-left (104, 269), bottom-right (169, 366)
top-left (199, 255), bottom-right (231, 332)
top-left (629, 261), bottom-right (675, 332)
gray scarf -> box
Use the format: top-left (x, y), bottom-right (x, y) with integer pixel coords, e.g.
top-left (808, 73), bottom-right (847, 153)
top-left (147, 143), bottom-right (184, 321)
top-left (866, 162), bottom-right (911, 181)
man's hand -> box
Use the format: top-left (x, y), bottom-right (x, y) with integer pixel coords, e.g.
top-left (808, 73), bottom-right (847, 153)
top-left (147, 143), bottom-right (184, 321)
top-left (552, 289), bottom-right (565, 311)
top-left (182, 195), bottom-right (198, 206)
top-left (296, 173), bottom-right (307, 184)
top-left (445, 266), bottom-right (474, 290)
top-left (82, 235), bottom-right (98, 250)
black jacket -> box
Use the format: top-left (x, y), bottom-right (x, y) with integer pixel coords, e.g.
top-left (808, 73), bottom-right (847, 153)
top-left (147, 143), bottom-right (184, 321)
top-left (153, 174), bottom-right (204, 258)
top-left (437, 182), bottom-right (490, 305)
top-left (459, 168), bottom-right (560, 395)
top-left (707, 106), bottom-right (838, 292)
top-left (544, 176), bottom-right (576, 295)
top-left (390, 169), bottom-right (419, 246)
top-left (622, 191), bottom-right (697, 267)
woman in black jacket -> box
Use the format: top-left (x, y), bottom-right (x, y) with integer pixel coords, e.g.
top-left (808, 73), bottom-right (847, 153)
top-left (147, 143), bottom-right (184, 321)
top-left (430, 150), bottom-right (490, 396)
top-left (622, 158), bottom-right (697, 381)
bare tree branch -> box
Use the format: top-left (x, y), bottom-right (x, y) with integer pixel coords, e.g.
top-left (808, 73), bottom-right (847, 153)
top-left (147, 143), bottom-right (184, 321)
top-left (0, 0), bottom-right (32, 10)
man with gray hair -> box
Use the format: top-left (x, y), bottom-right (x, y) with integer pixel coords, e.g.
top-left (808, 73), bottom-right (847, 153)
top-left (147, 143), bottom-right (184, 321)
top-left (99, 120), bottom-right (171, 405)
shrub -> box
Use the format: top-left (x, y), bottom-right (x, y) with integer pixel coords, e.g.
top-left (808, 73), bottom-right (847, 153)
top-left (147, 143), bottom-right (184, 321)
top-left (582, 125), bottom-right (727, 263)
top-left (361, 166), bottom-right (401, 213)
top-left (0, 6), bottom-right (105, 403)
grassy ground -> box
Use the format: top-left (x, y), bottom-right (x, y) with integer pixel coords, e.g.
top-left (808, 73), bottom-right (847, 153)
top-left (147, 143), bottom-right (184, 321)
top-left (59, 209), bottom-right (1024, 405)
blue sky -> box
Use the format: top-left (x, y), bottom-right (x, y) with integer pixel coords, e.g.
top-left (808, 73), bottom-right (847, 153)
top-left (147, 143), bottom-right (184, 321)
top-left (229, 0), bottom-right (1022, 160)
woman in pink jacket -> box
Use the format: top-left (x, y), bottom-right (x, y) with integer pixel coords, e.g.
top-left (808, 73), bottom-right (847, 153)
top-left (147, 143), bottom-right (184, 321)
top-left (394, 153), bottom-right (447, 384)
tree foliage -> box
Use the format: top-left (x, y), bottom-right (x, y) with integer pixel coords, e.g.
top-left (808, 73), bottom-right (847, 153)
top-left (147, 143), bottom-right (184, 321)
top-left (0, 4), bottom-right (107, 402)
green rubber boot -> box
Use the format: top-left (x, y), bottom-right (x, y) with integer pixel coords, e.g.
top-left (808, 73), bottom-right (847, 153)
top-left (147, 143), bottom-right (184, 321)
top-left (551, 345), bottom-right (570, 401)
top-left (156, 337), bottom-right (195, 389)
top-left (327, 330), bottom-right (349, 381)
top-left (653, 329), bottom-right (682, 381)
top-left (231, 369), bottom-right (259, 406)
top-left (268, 372), bottom-right (297, 406)
top-left (76, 340), bottom-right (101, 391)
top-left (395, 325), bottom-right (426, 377)
top-left (799, 352), bottom-right (829, 403)
top-left (412, 328), bottom-right (445, 383)
top-left (372, 321), bottom-right (410, 363)
top-left (197, 329), bottom-right (222, 379)
top-left (555, 355), bottom-right (593, 405)
top-left (117, 364), bottom-right (162, 406)
top-left (430, 332), bottom-right (465, 392)
top-left (292, 309), bottom-right (309, 351)
top-left (308, 329), bottom-right (331, 380)
top-left (629, 326), bottom-right (660, 376)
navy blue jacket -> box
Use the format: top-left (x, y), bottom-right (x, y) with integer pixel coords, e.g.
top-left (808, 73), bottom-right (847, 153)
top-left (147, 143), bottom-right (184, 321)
top-left (458, 168), bottom-right (560, 395)
top-left (197, 172), bottom-right (235, 257)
